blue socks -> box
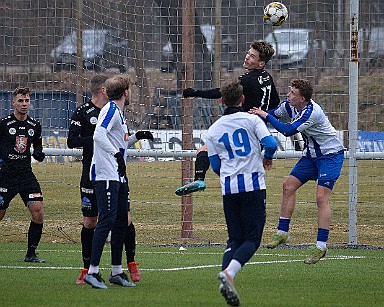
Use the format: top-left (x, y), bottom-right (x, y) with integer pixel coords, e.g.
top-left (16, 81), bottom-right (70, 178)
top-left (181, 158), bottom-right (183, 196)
top-left (277, 217), bottom-right (290, 233)
top-left (317, 228), bottom-right (329, 250)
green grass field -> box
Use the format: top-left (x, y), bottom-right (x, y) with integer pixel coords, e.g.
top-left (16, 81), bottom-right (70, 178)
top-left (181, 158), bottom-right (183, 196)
top-left (0, 159), bottom-right (383, 306)
top-left (0, 242), bottom-right (383, 306)
top-left (1, 160), bottom-right (383, 246)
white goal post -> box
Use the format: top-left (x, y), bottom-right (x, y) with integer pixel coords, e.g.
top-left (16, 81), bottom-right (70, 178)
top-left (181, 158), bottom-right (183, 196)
top-left (40, 147), bottom-right (384, 160)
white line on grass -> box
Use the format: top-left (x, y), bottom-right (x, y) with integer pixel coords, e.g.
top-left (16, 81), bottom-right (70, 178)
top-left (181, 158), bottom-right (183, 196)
top-left (0, 255), bottom-right (367, 271)
top-left (0, 249), bottom-right (349, 258)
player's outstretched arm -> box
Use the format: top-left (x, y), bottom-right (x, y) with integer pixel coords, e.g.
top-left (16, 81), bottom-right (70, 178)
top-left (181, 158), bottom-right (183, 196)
top-left (183, 88), bottom-right (222, 99)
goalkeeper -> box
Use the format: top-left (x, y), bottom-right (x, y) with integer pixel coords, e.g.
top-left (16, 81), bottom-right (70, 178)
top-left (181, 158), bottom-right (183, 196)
top-left (67, 75), bottom-right (153, 285)
top-left (176, 40), bottom-right (280, 196)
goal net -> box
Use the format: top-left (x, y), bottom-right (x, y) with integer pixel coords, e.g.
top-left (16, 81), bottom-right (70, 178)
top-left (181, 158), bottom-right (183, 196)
top-left (0, 0), bottom-right (383, 247)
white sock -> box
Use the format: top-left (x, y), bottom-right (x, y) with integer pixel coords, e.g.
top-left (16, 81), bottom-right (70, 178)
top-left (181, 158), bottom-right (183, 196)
top-left (316, 241), bottom-right (327, 250)
top-left (88, 265), bottom-right (99, 275)
top-left (225, 259), bottom-right (242, 280)
top-left (277, 230), bottom-right (288, 235)
top-left (111, 265), bottom-right (123, 276)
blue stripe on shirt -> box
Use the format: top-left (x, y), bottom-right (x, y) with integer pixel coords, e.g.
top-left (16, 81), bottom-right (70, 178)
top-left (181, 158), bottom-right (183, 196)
top-left (252, 172), bottom-right (260, 190)
top-left (237, 174), bottom-right (245, 193)
top-left (101, 103), bottom-right (117, 128)
top-left (284, 101), bottom-right (293, 117)
top-left (224, 176), bottom-right (231, 195)
top-left (312, 136), bottom-right (322, 157)
top-left (90, 164), bottom-right (96, 181)
top-left (291, 102), bottom-right (313, 129)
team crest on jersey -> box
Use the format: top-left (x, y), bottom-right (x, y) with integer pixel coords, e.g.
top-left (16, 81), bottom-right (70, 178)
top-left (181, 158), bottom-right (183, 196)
top-left (9, 128), bottom-right (16, 135)
top-left (258, 75), bottom-right (270, 85)
top-left (15, 136), bottom-right (28, 153)
top-left (90, 116), bottom-right (98, 125)
top-left (28, 129), bottom-right (34, 136)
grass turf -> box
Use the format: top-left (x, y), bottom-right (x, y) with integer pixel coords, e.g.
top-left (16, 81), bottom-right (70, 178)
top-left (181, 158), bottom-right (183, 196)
top-left (1, 160), bottom-right (383, 246)
top-left (0, 243), bottom-right (383, 306)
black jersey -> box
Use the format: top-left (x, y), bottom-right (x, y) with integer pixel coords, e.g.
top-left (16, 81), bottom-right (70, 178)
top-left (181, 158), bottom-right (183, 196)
top-left (193, 69), bottom-right (280, 112)
top-left (67, 100), bottom-right (101, 178)
top-left (0, 114), bottom-right (43, 172)
top-left (238, 69), bottom-right (280, 112)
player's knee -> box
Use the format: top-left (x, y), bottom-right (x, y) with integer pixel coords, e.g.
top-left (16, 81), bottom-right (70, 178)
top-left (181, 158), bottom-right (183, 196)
top-left (282, 181), bottom-right (294, 194)
top-left (28, 201), bottom-right (44, 223)
top-left (282, 176), bottom-right (301, 194)
top-left (0, 209), bottom-right (6, 221)
top-left (31, 211), bottom-right (44, 224)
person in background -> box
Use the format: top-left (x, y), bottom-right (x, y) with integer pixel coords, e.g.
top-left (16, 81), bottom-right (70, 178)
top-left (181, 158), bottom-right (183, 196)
top-left (176, 40), bottom-right (280, 196)
top-left (250, 78), bottom-right (344, 264)
top-left (0, 86), bottom-right (46, 263)
top-left (205, 80), bottom-right (277, 305)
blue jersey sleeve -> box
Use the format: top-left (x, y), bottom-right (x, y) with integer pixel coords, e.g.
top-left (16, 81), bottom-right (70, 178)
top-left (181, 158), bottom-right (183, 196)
top-left (266, 114), bottom-right (298, 136)
top-left (209, 154), bottom-right (221, 176)
top-left (260, 135), bottom-right (278, 160)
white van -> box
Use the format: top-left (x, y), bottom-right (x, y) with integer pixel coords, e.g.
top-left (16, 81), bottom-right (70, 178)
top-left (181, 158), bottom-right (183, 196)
top-left (50, 29), bottom-right (129, 72)
top-left (264, 28), bottom-right (327, 68)
top-left (367, 27), bottom-right (384, 67)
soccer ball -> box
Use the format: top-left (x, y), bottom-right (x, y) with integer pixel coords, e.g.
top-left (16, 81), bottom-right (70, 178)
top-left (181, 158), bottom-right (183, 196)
top-left (264, 2), bottom-right (288, 26)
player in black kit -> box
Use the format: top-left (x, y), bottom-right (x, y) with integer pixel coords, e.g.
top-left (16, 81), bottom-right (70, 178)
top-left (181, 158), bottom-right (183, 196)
top-left (0, 87), bottom-right (46, 262)
top-left (176, 40), bottom-right (280, 196)
top-left (67, 75), bottom-right (153, 284)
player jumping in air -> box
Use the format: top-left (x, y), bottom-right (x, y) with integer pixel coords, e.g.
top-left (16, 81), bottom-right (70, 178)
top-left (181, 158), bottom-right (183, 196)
top-left (175, 40), bottom-right (280, 196)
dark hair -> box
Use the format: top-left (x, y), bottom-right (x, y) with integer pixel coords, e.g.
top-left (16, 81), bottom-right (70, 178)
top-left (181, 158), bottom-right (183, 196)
top-left (13, 87), bottom-right (30, 96)
top-left (105, 75), bottom-right (132, 100)
top-left (250, 40), bottom-right (275, 63)
top-left (90, 75), bottom-right (108, 96)
top-left (220, 80), bottom-right (243, 107)
top-left (291, 79), bottom-right (313, 101)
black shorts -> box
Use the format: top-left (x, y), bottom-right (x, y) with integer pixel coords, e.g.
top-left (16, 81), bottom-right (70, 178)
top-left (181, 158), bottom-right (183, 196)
top-left (0, 168), bottom-right (43, 209)
top-left (80, 176), bottom-right (98, 218)
top-left (222, 189), bottom-right (266, 247)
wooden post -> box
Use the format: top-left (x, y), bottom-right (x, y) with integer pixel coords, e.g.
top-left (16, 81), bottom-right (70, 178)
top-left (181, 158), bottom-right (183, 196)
top-left (180, 0), bottom-right (195, 239)
top-left (76, 0), bottom-right (84, 106)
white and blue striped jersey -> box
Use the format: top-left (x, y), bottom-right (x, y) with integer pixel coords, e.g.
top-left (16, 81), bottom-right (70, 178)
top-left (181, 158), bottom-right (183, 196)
top-left (271, 100), bottom-right (344, 157)
top-left (206, 111), bottom-right (272, 195)
top-left (90, 100), bottom-right (128, 182)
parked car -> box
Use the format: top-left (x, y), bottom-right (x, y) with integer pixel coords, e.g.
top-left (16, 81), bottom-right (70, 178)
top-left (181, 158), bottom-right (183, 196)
top-left (366, 27), bottom-right (384, 67)
top-left (160, 24), bottom-right (235, 73)
top-left (50, 29), bottom-right (130, 72)
top-left (264, 28), bottom-right (327, 69)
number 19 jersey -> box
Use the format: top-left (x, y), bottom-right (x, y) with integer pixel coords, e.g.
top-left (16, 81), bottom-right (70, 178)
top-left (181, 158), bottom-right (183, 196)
top-left (206, 111), bottom-right (272, 195)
